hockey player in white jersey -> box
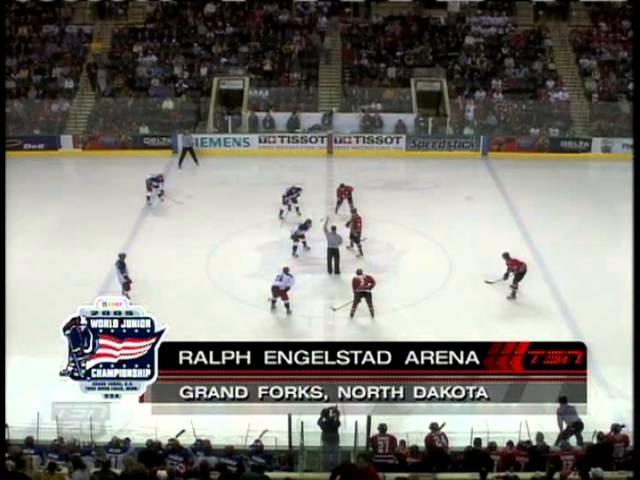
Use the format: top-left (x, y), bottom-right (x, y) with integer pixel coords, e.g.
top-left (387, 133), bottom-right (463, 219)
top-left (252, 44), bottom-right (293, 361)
top-left (270, 266), bottom-right (295, 314)
top-left (115, 253), bottom-right (132, 299)
top-left (279, 185), bottom-right (303, 219)
top-left (291, 218), bottom-right (312, 257)
top-left (146, 173), bottom-right (165, 206)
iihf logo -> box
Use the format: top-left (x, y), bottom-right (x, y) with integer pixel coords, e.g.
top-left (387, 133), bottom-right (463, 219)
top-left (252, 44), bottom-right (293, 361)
top-left (60, 296), bottom-right (166, 398)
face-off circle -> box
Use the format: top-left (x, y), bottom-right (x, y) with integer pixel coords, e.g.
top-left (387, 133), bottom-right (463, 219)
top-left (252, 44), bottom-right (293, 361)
top-left (206, 218), bottom-right (452, 319)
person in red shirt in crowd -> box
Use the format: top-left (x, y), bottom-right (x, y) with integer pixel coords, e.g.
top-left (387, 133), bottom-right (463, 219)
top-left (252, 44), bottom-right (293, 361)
top-left (355, 452), bottom-right (380, 480)
top-left (502, 252), bottom-right (527, 300)
top-left (394, 439), bottom-right (408, 467)
top-left (369, 423), bottom-right (398, 471)
top-left (486, 441), bottom-right (500, 473)
top-left (605, 423), bottom-right (630, 469)
top-left (424, 422), bottom-right (450, 472)
top-left (350, 269), bottom-right (376, 319)
top-left (335, 183), bottom-right (355, 214)
top-left (513, 441), bottom-right (532, 472)
top-left (497, 440), bottom-right (517, 472)
top-left (406, 445), bottom-right (424, 472)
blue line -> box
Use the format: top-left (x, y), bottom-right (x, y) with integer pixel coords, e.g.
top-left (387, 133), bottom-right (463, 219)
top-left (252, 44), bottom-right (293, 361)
top-left (482, 157), bottom-right (628, 400)
top-left (97, 157), bottom-right (176, 295)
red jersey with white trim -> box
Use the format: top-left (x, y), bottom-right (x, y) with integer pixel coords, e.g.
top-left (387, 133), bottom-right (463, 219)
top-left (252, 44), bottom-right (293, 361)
top-left (352, 274), bottom-right (376, 292)
top-left (370, 433), bottom-right (398, 463)
top-left (605, 433), bottom-right (630, 460)
top-left (347, 214), bottom-right (362, 234)
top-left (506, 258), bottom-right (527, 274)
top-left (337, 185), bottom-right (354, 200)
top-left (550, 448), bottom-right (584, 473)
top-left (425, 432), bottom-right (449, 452)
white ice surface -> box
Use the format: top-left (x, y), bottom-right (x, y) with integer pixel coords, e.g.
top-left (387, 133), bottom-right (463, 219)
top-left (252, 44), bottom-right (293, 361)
top-left (5, 154), bottom-right (632, 447)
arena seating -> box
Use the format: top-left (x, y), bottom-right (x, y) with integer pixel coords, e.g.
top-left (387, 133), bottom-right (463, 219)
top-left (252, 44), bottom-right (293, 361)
top-left (85, 0), bottom-right (322, 134)
top-left (340, 2), bottom-right (572, 136)
top-left (570, 3), bottom-right (632, 137)
top-left (5, 1), bottom-right (93, 135)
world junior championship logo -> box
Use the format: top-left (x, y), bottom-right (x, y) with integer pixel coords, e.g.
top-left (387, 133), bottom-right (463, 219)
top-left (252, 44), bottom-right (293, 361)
top-left (60, 296), bottom-right (166, 397)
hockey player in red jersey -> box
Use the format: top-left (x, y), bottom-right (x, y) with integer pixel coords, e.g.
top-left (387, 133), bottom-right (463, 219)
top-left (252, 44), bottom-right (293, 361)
top-left (270, 266), bottom-right (294, 315)
top-left (605, 423), bottom-right (630, 468)
top-left (335, 183), bottom-right (354, 213)
top-left (502, 252), bottom-right (527, 300)
top-left (350, 269), bottom-right (375, 318)
top-left (369, 423), bottom-right (398, 470)
top-left (424, 422), bottom-right (450, 472)
top-left (346, 208), bottom-right (364, 257)
top-left (548, 440), bottom-right (585, 478)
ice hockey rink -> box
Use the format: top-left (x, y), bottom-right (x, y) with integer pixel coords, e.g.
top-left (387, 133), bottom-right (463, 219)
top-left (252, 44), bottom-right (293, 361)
top-left (6, 152), bottom-right (632, 446)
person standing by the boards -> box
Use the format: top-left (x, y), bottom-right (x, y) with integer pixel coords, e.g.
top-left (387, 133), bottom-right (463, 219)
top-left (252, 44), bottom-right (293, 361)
top-left (350, 268), bottom-right (376, 318)
top-left (323, 217), bottom-right (343, 275)
top-left (178, 132), bottom-right (199, 169)
top-left (115, 253), bottom-right (132, 299)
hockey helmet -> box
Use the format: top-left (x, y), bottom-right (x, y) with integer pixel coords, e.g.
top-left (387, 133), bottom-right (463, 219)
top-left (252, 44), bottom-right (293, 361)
top-left (118, 252), bottom-right (127, 260)
top-left (283, 266), bottom-right (290, 274)
top-left (428, 422), bottom-right (439, 431)
top-left (502, 252), bottom-right (510, 260)
top-left (377, 423), bottom-right (388, 434)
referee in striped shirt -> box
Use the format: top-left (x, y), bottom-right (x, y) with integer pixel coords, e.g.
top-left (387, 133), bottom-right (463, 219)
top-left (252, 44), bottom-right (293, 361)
top-left (179, 132), bottom-right (199, 168)
top-left (555, 395), bottom-right (584, 446)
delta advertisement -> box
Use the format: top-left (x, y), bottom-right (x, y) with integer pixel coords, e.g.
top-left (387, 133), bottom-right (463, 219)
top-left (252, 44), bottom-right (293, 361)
top-left (490, 136), bottom-right (593, 153)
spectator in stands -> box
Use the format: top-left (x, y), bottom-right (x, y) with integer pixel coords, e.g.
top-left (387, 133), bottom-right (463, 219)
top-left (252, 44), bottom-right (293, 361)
top-left (91, 459), bottom-right (118, 480)
top-left (555, 396), bottom-right (584, 447)
top-left (42, 461), bottom-right (67, 480)
top-left (187, 460), bottom-right (212, 480)
top-left (355, 453), bottom-right (379, 480)
top-left (263, 111), bottom-right (276, 132)
top-left (286, 110), bottom-right (301, 133)
top-left (138, 439), bottom-right (165, 471)
top-left (373, 112), bottom-right (384, 132)
top-left (69, 456), bottom-right (90, 480)
top-left (248, 111), bottom-right (259, 133)
top-left (414, 114), bottom-right (428, 135)
top-left (394, 439), bottom-right (408, 468)
top-left (6, 456), bottom-right (30, 480)
top-left (529, 432), bottom-right (550, 472)
top-left (139, 123), bottom-right (150, 135)
top-left (321, 110), bottom-right (334, 131)
top-left (462, 438), bottom-right (493, 476)
top-left (424, 422), bottom-right (450, 472)
top-left (394, 119), bottom-right (407, 134)
top-left (404, 445), bottom-right (423, 472)
top-left (583, 432), bottom-right (613, 471)
top-left (360, 110), bottom-right (375, 133)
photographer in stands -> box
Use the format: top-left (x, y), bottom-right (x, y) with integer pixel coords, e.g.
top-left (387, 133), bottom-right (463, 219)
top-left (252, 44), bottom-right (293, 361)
top-left (318, 405), bottom-right (342, 470)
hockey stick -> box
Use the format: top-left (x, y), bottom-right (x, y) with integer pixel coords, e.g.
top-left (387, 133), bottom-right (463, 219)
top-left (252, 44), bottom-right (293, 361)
top-left (518, 421), bottom-right (522, 443)
top-left (164, 193), bottom-right (184, 205)
top-left (525, 420), bottom-right (531, 441)
top-left (330, 300), bottom-right (352, 312)
top-left (257, 429), bottom-right (269, 440)
top-left (191, 421), bottom-right (198, 441)
top-left (438, 422), bottom-right (446, 431)
top-left (175, 429), bottom-right (186, 439)
top-left (484, 278), bottom-right (506, 285)
top-left (470, 427), bottom-right (474, 446)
